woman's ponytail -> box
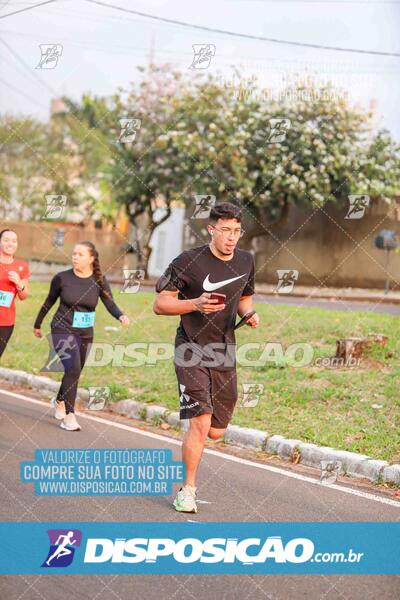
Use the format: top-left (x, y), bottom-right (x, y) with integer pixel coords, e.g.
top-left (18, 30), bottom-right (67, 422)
top-left (80, 241), bottom-right (110, 300)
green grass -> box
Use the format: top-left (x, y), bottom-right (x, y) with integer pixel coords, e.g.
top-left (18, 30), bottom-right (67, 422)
top-left (4, 281), bottom-right (400, 462)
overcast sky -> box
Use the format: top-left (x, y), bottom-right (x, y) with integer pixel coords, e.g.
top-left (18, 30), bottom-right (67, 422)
top-left (1, 0), bottom-right (399, 138)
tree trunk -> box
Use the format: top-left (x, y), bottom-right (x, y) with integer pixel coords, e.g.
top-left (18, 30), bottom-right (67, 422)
top-left (241, 201), bottom-right (289, 246)
top-left (128, 205), bottom-right (172, 278)
top-left (335, 333), bottom-right (388, 361)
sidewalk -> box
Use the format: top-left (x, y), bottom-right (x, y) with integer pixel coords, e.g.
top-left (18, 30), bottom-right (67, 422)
top-left (254, 283), bottom-right (400, 305)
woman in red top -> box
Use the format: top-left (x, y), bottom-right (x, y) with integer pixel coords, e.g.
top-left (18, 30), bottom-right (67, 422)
top-left (0, 229), bottom-right (30, 358)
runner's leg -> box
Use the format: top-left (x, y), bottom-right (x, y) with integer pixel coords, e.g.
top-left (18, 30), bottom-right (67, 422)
top-left (79, 335), bottom-right (93, 369)
top-left (52, 332), bottom-right (83, 414)
top-left (0, 325), bottom-right (14, 358)
top-left (174, 364), bottom-right (214, 487)
top-left (182, 413), bottom-right (211, 487)
top-left (207, 368), bottom-right (238, 440)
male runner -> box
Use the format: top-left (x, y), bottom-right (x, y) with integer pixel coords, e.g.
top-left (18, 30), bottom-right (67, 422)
top-left (153, 202), bottom-right (259, 513)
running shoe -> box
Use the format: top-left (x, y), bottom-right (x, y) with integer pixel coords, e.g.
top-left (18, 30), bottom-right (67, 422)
top-left (50, 396), bottom-right (66, 420)
top-left (60, 413), bottom-right (81, 431)
top-left (173, 485), bottom-right (197, 513)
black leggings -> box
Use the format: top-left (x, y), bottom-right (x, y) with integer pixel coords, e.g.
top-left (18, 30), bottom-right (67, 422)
top-left (0, 325), bottom-right (14, 358)
top-left (51, 331), bottom-right (93, 414)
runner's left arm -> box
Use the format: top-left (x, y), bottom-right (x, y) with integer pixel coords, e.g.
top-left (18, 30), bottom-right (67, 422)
top-left (237, 257), bottom-right (259, 327)
top-left (33, 273), bottom-right (61, 329)
top-left (99, 276), bottom-right (125, 321)
top-left (238, 256), bottom-right (255, 314)
top-left (237, 295), bottom-right (254, 316)
top-left (9, 262), bottom-right (30, 301)
top-left (16, 277), bottom-right (29, 300)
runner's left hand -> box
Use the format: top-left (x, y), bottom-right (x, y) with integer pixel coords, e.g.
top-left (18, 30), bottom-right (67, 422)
top-left (8, 271), bottom-right (21, 286)
top-left (119, 314), bottom-right (130, 326)
top-left (246, 312), bottom-right (259, 328)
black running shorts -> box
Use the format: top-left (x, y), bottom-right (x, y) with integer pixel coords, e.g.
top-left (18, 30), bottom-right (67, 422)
top-left (174, 364), bottom-right (238, 429)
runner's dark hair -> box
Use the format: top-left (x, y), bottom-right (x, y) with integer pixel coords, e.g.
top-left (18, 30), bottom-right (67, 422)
top-left (209, 202), bottom-right (242, 223)
top-left (78, 241), bottom-right (110, 300)
top-left (0, 228), bottom-right (17, 241)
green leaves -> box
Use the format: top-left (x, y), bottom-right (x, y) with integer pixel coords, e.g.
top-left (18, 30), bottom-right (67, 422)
top-left (2, 67), bottom-right (399, 249)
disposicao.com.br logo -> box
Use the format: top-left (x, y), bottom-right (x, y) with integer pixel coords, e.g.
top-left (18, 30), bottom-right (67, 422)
top-left (27, 523), bottom-right (385, 575)
top-left (41, 529), bottom-right (82, 568)
top-left (4, 522), bottom-right (393, 575)
top-left (82, 536), bottom-right (362, 565)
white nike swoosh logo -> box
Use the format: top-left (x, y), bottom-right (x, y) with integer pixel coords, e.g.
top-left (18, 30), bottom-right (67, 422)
top-left (203, 273), bottom-right (246, 291)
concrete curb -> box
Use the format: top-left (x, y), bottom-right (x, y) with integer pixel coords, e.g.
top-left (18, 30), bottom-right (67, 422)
top-left (0, 367), bottom-right (89, 402)
top-left (1, 366), bottom-right (399, 486)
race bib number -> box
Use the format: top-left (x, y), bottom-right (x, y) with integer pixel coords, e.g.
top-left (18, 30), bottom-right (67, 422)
top-left (72, 311), bottom-right (95, 328)
top-left (0, 290), bottom-right (14, 307)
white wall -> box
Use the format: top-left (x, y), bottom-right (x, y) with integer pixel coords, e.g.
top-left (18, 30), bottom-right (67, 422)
top-left (147, 207), bottom-right (185, 277)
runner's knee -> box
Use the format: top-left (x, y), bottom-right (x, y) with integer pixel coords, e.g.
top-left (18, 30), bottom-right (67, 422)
top-left (189, 413), bottom-right (211, 438)
top-left (207, 427), bottom-right (226, 440)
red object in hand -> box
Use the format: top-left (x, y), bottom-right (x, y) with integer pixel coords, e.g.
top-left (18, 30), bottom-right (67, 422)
top-left (209, 292), bottom-right (226, 304)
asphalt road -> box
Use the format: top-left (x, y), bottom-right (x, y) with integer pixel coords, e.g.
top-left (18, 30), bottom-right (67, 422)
top-left (252, 294), bottom-right (400, 315)
top-left (0, 389), bottom-right (399, 600)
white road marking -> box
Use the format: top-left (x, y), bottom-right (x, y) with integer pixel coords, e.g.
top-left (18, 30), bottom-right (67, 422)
top-left (1, 388), bottom-right (399, 508)
top-left (187, 519), bottom-right (202, 523)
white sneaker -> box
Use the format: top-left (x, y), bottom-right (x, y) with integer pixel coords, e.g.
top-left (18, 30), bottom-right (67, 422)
top-left (50, 397), bottom-right (66, 420)
top-left (60, 413), bottom-right (81, 431)
top-left (173, 485), bottom-right (197, 513)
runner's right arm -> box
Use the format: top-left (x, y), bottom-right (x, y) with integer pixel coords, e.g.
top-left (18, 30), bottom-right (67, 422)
top-left (153, 256), bottom-right (224, 315)
top-left (33, 274), bottom-right (61, 331)
top-left (153, 290), bottom-right (223, 315)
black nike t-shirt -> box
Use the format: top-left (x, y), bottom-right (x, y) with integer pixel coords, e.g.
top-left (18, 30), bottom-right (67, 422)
top-left (156, 244), bottom-right (255, 370)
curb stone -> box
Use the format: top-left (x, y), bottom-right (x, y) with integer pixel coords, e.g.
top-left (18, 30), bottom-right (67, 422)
top-left (110, 401), bottom-right (398, 485)
top-left (382, 465), bottom-right (400, 485)
top-left (0, 367), bottom-right (89, 402)
top-left (0, 367), bottom-right (398, 486)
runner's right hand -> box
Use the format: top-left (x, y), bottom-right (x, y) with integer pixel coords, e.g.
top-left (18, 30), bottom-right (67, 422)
top-left (33, 328), bottom-right (42, 338)
top-left (193, 292), bottom-right (226, 314)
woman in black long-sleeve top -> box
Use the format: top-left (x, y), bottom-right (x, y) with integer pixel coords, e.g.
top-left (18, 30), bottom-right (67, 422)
top-left (33, 241), bottom-right (129, 431)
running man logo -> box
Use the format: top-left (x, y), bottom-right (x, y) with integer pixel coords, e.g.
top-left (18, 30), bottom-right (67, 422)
top-left (275, 270), bottom-right (299, 294)
top-left (41, 333), bottom-right (80, 373)
top-left (118, 118), bottom-right (141, 143)
top-left (191, 195), bottom-right (216, 219)
top-left (320, 460), bottom-right (342, 485)
top-left (87, 386), bottom-right (110, 411)
top-left (36, 44), bottom-right (63, 69)
top-left (41, 529), bottom-right (82, 568)
top-left (43, 194), bottom-right (67, 220)
top-left (344, 195), bottom-right (370, 219)
top-left (121, 269), bottom-right (145, 293)
top-left (267, 118), bottom-right (291, 143)
top-left (240, 383), bottom-right (264, 408)
top-left (189, 44), bottom-right (216, 70)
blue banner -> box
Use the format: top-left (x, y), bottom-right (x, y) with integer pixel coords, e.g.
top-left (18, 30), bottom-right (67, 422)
top-left (20, 448), bottom-right (185, 496)
top-left (0, 522), bottom-right (398, 574)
